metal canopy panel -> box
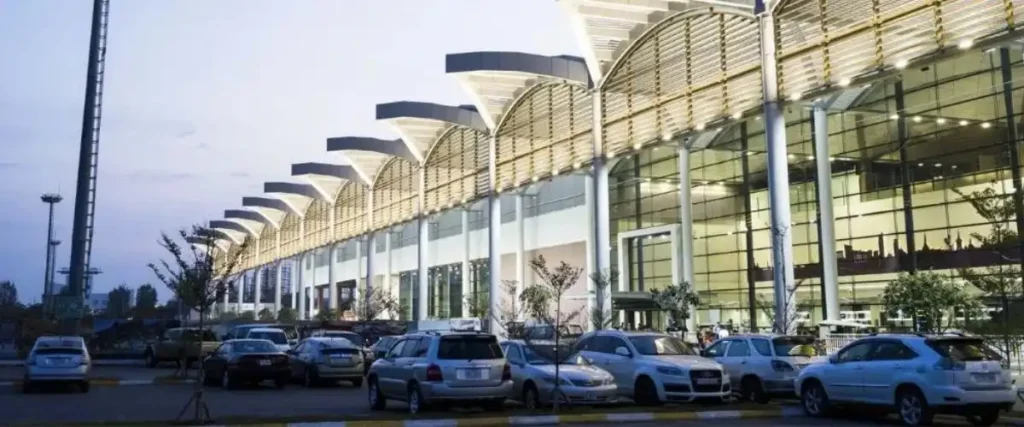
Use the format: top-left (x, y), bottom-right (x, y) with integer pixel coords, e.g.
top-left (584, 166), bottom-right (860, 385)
top-left (264, 182), bottom-right (321, 200)
top-left (224, 209), bottom-right (276, 229)
top-left (557, 0), bottom-right (755, 83)
top-left (291, 162), bottom-right (363, 182)
top-left (327, 136), bottom-right (418, 186)
top-left (377, 102), bottom-right (487, 163)
top-left (209, 220), bottom-right (254, 237)
top-left (446, 52), bottom-right (590, 130)
top-left (242, 196), bottom-right (301, 217)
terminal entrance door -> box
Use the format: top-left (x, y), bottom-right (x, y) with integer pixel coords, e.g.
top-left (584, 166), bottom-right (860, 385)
top-left (614, 224), bottom-right (683, 331)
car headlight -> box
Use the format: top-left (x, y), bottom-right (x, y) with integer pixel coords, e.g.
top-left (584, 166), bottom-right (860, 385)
top-left (656, 366), bottom-right (684, 376)
top-left (602, 376), bottom-right (615, 385)
top-left (541, 375), bottom-right (572, 386)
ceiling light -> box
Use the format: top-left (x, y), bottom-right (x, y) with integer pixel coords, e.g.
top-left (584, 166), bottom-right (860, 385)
top-left (788, 154), bottom-right (796, 159)
top-left (732, 112), bottom-right (743, 120)
top-left (890, 114), bottom-right (900, 120)
top-left (661, 133), bottom-right (672, 142)
top-left (958, 39), bottom-right (974, 50)
top-left (895, 59), bottom-right (909, 69)
top-left (913, 116), bottom-right (922, 123)
top-left (828, 157), bottom-right (835, 162)
top-left (790, 93), bottom-right (803, 101)
top-left (838, 78), bottom-right (851, 87)
top-left (936, 118), bottom-right (947, 125)
top-left (552, 169), bottom-right (560, 176)
top-left (934, 163), bottom-right (942, 167)
top-left (982, 122), bottom-right (992, 129)
top-left (695, 123), bottom-right (706, 131)
top-left (633, 143), bottom-right (642, 150)
top-left (572, 162), bottom-right (582, 169)
top-left (918, 163), bottom-right (924, 167)
top-left (960, 120), bottom-right (969, 126)
top-left (808, 155), bottom-right (815, 160)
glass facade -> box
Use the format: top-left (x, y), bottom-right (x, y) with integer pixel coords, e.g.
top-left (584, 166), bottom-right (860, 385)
top-left (609, 49), bottom-right (1024, 332)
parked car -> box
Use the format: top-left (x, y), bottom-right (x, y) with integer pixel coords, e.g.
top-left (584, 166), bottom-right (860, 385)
top-left (702, 334), bottom-right (823, 403)
top-left (22, 336), bottom-right (91, 393)
top-left (796, 334), bottom-right (1017, 426)
top-left (501, 340), bottom-right (616, 409)
top-left (372, 335), bottom-right (400, 361)
top-left (144, 327), bottom-right (219, 368)
top-left (288, 337), bottom-right (364, 387)
top-left (244, 328), bottom-right (291, 352)
top-left (367, 331), bottom-right (512, 414)
top-left (224, 323), bottom-right (298, 345)
top-left (310, 329), bottom-right (374, 373)
top-left (201, 339), bottom-right (290, 389)
top-left (575, 330), bottom-right (731, 405)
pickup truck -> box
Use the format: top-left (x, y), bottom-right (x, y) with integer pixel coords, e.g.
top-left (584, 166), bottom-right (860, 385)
top-left (144, 328), bottom-right (220, 368)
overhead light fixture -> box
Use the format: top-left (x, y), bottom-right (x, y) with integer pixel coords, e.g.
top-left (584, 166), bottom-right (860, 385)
top-left (552, 169), bottom-right (560, 176)
top-left (913, 116), bottom-right (922, 123)
top-left (934, 163), bottom-right (942, 167)
top-left (936, 118), bottom-right (947, 125)
top-left (958, 39), bottom-right (974, 50)
top-left (895, 59), bottom-right (909, 69)
top-left (828, 157), bottom-right (835, 162)
top-left (633, 143), bottom-right (642, 150)
top-left (695, 123), bottom-right (706, 131)
top-left (890, 114), bottom-right (900, 120)
top-left (788, 154), bottom-right (796, 159)
top-left (790, 93), bottom-right (803, 101)
top-left (661, 133), bottom-right (672, 142)
top-left (982, 122), bottom-right (992, 129)
top-left (573, 162), bottom-right (582, 169)
top-left (732, 111), bottom-right (743, 120)
top-left (960, 120), bottom-right (969, 126)
top-left (838, 78), bottom-right (851, 87)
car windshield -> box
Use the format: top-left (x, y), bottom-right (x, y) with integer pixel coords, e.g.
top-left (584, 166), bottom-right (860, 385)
top-left (629, 335), bottom-right (697, 356)
top-left (437, 336), bottom-right (503, 360)
top-left (927, 338), bottom-right (1002, 362)
top-left (773, 336), bottom-right (820, 357)
top-left (230, 340), bottom-right (279, 353)
top-left (247, 331), bottom-right (287, 345)
top-left (327, 332), bottom-right (364, 346)
top-left (319, 338), bottom-right (354, 348)
top-left (522, 345), bottom-right (577, 365)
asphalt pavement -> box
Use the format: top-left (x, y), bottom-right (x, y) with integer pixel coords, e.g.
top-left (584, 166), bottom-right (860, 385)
top-left (0, 365), bottom-right (180, 382)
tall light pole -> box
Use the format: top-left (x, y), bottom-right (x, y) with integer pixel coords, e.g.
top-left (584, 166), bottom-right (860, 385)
top-left (41, 193), bottom-right (63, 313)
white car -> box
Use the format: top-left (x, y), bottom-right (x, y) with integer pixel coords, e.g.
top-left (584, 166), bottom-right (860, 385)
top-left (244, 328), bottom-right (292, 353)
top-left (796, 334), bottom-right (1017, 426)
top-left (702, 334), bottom-right (824, 403)
top-left (575, 330), bottom-right (730, 404)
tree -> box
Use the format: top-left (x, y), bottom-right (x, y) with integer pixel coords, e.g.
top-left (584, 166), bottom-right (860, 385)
top-left (755, 279), bottom-right (810, 334)
top-left (882, 272), bottom-right (985, 334)
top-left (463, 291), bottom-right (489, 319)
top-left (257, 307), bottom-right (276, 321)
top-left (0, 281), bottom-right (18, 308)
top-left (651, 281), bottom-right (701, 335)
top-left (135, 284), bottom-right (158, 313)
top-left (239, 310), bottom-right (256, 321)
top-left (105, 285), bottom-right (133, 318)
top-left (588, 269), bottom-right (618, 331)
top-left (149, 225), bottom-right (248, 424)
top-left (353, 286), bottom-right (399, 322)
top-left (316, 308), bottom-right (337, 321)
top-left (520, 284), bottom-right (552, 321)
top-left (490, 280), bottom-right (527, 339)
top-left (277, 307), bottom-right (297, 322)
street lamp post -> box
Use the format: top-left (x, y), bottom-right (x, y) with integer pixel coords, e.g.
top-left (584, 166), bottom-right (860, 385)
top-left (41, 193), bottom-right (63, 315)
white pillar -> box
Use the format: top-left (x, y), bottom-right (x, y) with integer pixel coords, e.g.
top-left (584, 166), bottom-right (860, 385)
top-left (417, 218), bottom-right (430, 321)
top-left (235, 272), bottom-right (244, 314)
top-left (355, 239), bottom-right (364, 310)
top-left (514, 193), bottom-right (526, 306)
top-left (296, 254), bottom-right (306, 320)
top-left (584, 173), bottom-right (597, 331)
top-left (385, 230), bottom-right (393, 305)
top-left (253, 267), bottom-right (262, 315)
top-left (461, 209), bottom-right (471, 317)
top-left (487, 132), bottom-right (502, 335)
top-left (327, 244), bottom-right (337, 312)
top-left (760, 10), bottom-right (796, 333)
top-left (591, 90), bottom-right (613, 320)
top-left (365, 233), bottom-right (375, 311)
top-left (222, 277), bottom-right (230, 314)
top-left (813, 105), bottom-right (840, 321)
top-left (308, 250), bottom-right (316, 318)
top-left (274, 261), bottom-right (283, 315)
top-left (677, 146), bottom-right (697, 338)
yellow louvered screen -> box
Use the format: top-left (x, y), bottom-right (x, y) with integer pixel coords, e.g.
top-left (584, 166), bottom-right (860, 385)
top-left (279, 214), bottom-right (301, 259)
top-left (601, 10), bottom-right (762, 157)
top-left (371, 158), bottom-right (419, 230)
top-left (258, 225), bottom-right (278, 265)
top-left (493, 82), bottom-right (593, 192)
top-left (303, 199), bottom-right (331, 251)
top-left (776, 0), bottom-right (1017, 99)
top-left (334, 182), bottom-right (368, 241)
top-left (424, 126), bottom-right (488, 212)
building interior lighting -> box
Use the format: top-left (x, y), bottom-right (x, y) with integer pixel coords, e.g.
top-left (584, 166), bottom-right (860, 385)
top-left (982, 122), bottom-right (992, 129)
top-left (960, 120), bottom-right (969, 126)
top-left (936, 118), bottom-right (947, 124)
top-left (958, 39), bottom-right (974, 50)
top-left (838, 78), bottom-right (851, 87)
top-left (895, 59), bottom-right (909, 69)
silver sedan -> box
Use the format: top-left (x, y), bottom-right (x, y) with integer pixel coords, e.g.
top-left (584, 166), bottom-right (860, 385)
top-left (501, 341), bottom-right (617, 409)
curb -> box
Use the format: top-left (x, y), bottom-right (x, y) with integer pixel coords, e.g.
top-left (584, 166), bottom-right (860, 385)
top-left (187, 407), bottom-right (806, 427)
top-left (1, 377), bottom-right (194, 388)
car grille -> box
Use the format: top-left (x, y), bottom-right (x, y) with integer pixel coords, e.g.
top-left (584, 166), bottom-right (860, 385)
top-left (689, 369), bottom-right (722, 393)
top-left (570, 379), bottom-right (601, 387)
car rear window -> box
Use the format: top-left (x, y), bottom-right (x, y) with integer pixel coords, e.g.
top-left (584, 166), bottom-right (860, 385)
top-left (249, 331), bottom-right (288, 345)
top-left (35, 348), bottom-right (84, 355)
top-left (927, 338), bottom-right (1002, 362)
top-left (437, 336), bottom-right (502, 360)
top-left (37, 340), bottom-right (82, 349)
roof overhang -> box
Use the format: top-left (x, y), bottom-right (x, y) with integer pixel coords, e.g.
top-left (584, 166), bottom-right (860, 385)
top-left (242, 196), bottom-right (302, 220)
top-left (263, 182), bottom-right (327, 213)
top-left (326, 136), bottom-right (418, 185)
top-left (291, 162), bottom-right (365, 200)
top-left (200, 227), bottom-right (241, 246)
top-left (445, 51), bottom-right (591, 130)
top-left (376, 101), bottom-right (488, 162)
top-left (208, 220), bottom-right (256, 240)
top-left (185, 235), bottom-right (228, 253)
top-left (224, 209), bottom-right (277, 230)
top-left (556, 0), bottom-right (755, 83)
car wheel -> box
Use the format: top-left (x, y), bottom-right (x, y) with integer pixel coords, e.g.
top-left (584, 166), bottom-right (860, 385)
top-left (896, 387), bottom-right (933, 426)
top-left (79, 381), bottom-right (90, 393)
top-left (351, 377), bottom-right (363, 388)
top-left (801, 380), bottom-right (830, 418)
top-left (966, 409), bottom-right (1000, 426)
top-left (407, 384), bottom-right (426, 415)
top-left (742, 376), bottom-right (769, 404)
top-left (523, 383), bottom-right (541, 410)
top-left (634, 376), bottom-right (661, 406)
top-left (368, 377), bottom-right (387, 410)
top-left (221, 370), bottom-right (233, 390)
top-left (144, 351), bottom-right (157, 368)
top-left (304, 367), bottom-right (319, 388)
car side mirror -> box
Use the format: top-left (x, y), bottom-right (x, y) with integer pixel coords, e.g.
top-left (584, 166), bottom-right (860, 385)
top-left (614, 346), bottom-right (632, 357)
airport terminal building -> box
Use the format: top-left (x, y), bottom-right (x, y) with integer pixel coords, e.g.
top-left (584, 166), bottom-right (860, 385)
top-left (205, 0), bottom-right (1024, 334)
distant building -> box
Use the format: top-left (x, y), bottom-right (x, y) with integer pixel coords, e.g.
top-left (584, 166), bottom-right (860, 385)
top-left (87, 290), bottom-right (135, 315)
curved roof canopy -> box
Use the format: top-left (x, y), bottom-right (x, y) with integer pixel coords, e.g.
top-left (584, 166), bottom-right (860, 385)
top-left (291, 162), bottom-right (366, 201)
top-left (326, 136), bottom-right (418, 185)
top-left (242, 196), bottom-right (302, 220)
top-left (376, 101), bottom-right (487, 162)
top-left (185, 235), bottom-right (228, 252)
top-left (225, 209), bottom-right (277, 230)
top-left (445, 51), bottom-right (590, 130)
top-left (556, 0), bottom-right (754, 83)
top-left (208, 220), bottom-right (256, 240)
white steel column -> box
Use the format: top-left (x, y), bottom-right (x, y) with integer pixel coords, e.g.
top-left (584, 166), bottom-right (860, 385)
top-left (417, 218), bottom-right (429, 321)
top-left (677, 145), bottom-right (697, 338)
top-left (591, 90), bottom-right (612, 319)
top-left (385, 230), bottom-right (393, 302)
top-left (327, 244), bottom-right (337, 312)
top-left (236, 272), bottom-right (244, 314)
top-left (274, 261), bottom-right (283, 315)
top-left (487, 134), bottom-right (502, 335)
top-left (308, 250), bottom-right (316, 318)
top-left (813, 105), bottom-right (840, 321)
top-left (365, 233), bottom-right (375, 311)
top-left (253, 267), bottom-right (262, 315)
top-left (296, 254), bottom-right (306, 320)
top-left (222, 276), bottom-right (230, 314)
top-left (355, 240), bottom-right (363, 310)
top-left (584, 172), bottom-right (596, 330)
top-left (760, 6), bottom-right (796, 333)
top-left (461, 209), bottom-right (471, 317)
top-left (514, 193), bottom-right (526, 304)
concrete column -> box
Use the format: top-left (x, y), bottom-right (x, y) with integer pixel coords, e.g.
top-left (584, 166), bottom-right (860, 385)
top-left (222, 276), bottom-right (230, 315)
top-left (253, 267), bottom-right (262, 315)
top-left (759, 9), bottom-right (797, 333)
top-left (487, 195), bottom-right (501, 334)
top-left (355, 239), bottom-right (363, 311)
top-left (235, 272), bottom-right (244, 314)
top-left (327, 244), bottom-right (337, 312)
top-left (296, 254), bottom-right (306, 320)
top-left (514, 193), bottom-right (526, 306)
top-left (365, 233), bottom-right (375, 313)
top-left (274, 261), bottom-right (283, 315)
top-left (461, 209), bottom-right (471, 317)
top-left (592, 161), bottom-right (612, 316)
top-left (385, 231), bottom-right (393, 305)
top-left (308, 250), bottom-right (316, 318)
top-left (417, 218), bottom-right (430, 321)
top-left (677, 146), bottom-right (697, 338)
top-left (584, 172), bottom-right (596, 331)
top-left (813, 105), bottom-right (840, 321)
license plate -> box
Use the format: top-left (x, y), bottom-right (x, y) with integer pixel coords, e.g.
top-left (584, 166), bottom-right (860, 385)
top-left (696, 378), bottom-right (719, 385)
top-left (973, 373), bottom-right (997, 383)
top-left (457, 368), bottom-right (487, 380)
top-left (259, 359), bottom-right (271, 366)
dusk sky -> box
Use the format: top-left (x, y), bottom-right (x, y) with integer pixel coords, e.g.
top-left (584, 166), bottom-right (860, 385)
top-left (0, 0), bottom-right (581, 303)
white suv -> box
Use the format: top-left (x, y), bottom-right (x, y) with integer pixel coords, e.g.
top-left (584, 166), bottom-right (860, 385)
top-left (796, 334), bottom-right (1016, 426)
top-left (575, 330), bottom-right (730, 404)
top-left (703, 334), bottom-right (824, 403)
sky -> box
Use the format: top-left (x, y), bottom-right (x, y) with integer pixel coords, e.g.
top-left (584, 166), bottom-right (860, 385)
top-left (0, 0), bottom-right (581, 304)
